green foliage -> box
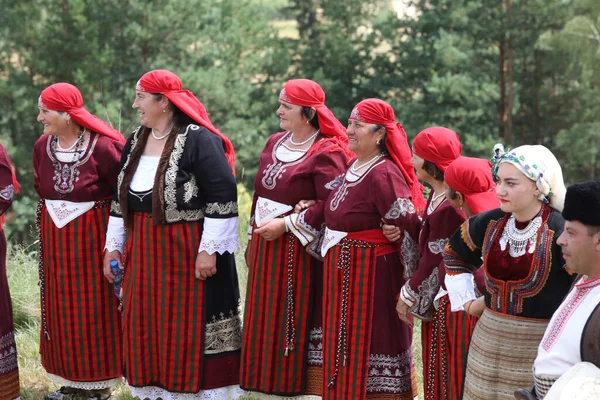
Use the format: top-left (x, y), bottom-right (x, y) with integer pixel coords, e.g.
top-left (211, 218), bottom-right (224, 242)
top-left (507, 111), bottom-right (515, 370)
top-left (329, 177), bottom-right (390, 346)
top-left (1, 0), bottom-right (599, 240)
top-left (0, 0), bottom-right (291, 242)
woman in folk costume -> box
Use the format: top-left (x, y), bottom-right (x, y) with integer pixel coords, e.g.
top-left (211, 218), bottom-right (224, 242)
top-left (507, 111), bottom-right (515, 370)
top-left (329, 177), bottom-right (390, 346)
top-left (103, 69), bottom-right (243, 399)
top-left (387, 127), bottom-right (465, 400)
top-left (33, 83), bottom-right (125, 400)
top-left (439, 156), bottom-right (500, 399)
top-left (442, 145), bottom-right (576, 399)
top-left (241, 79), bottom-right (351, 398)
top-left (320, 99), bottom-right (424, 400)
top-left (0, 144), bottom-right (20, 400)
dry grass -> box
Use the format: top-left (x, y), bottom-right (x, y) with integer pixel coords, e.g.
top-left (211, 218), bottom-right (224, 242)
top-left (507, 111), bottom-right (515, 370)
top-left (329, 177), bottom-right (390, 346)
top-left (7, 184), bottom-right (423, 399)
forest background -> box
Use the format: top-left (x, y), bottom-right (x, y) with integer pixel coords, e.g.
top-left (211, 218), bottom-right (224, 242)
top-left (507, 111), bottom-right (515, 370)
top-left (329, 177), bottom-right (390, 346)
top-left (1, 0), bottom-right (599, 398)
top-left (1, 0), bottom-right (599, 242)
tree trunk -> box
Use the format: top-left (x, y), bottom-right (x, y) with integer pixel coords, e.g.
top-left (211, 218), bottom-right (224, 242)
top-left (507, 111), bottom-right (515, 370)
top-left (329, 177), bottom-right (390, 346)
top-left (499, 33), bottom-right (506, 141)
top-left (505, 0), bottom-right (514, 147)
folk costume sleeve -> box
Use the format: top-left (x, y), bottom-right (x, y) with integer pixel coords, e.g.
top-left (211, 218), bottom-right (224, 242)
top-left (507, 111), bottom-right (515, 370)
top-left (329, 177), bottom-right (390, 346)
top-left (247, 134), bottom-right (278, 240)
top-left (374, 166), bottom-right (421, 281)
top-left (191, 130), bottom-right (239, 255)
top-left (443, 211), bottom-right (493, 311)
top-left (285, 149), bottom-right (348, 258)
top-left (0, 145), bottom-right (15, 215)
top-left (400, 204), bottom-right (466, 320)
top-left (105, 132), bottom-right (135, 253)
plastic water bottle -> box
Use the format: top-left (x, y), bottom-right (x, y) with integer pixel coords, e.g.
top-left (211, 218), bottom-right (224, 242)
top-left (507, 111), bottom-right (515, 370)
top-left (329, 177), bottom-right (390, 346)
top-left (110, 260), bottom-right (124, 301)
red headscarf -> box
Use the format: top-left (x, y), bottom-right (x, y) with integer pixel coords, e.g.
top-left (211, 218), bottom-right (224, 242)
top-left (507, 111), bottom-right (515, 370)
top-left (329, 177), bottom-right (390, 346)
top-left (412, 127), bottom-right (462, 172)
top-left (350, 99), bottom-right (426, 214)
top-left (279, 79), bottom-right (352, 158)
top-left (39, 83), bottom-right (125, 143)
top-left (445, 157), bottom-right (499, 214)
top-left (137, 69), bottom-right (235, 174)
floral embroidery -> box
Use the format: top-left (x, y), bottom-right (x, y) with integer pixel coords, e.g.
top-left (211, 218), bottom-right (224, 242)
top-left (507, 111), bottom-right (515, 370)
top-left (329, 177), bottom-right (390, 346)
top-left (205, 201), bottom-right (238, 215)
top-left (401, 231), bottom-right (419, 281)
top-left (261, 161), bottom-right (287, 189)
top-left (261, 134), bottom-right (308, 190)
top-left (164, 125), bottom-right (204, 223)
top-left (325, 174), bottom-right (344, 190)
top-left (384, 198), bottom-right (416, 220)
top-left (428, 238), bottom-right (449, 255)
top-left (46, 133), bottom-right (98, 197)
top-left (0, 184), bottom-right (14, 201)
top-left (367, 351), bottom-right (412, 393)
top-left (204, 309), bottom-right (243, 354)
top-left (182, 175), bottom-right (198, 203)
top-left (407, 267), bottom-right (439, 319)
top-left (350, 107), bottom-right (361, 120)
top-left (329, 181), bottom-right (350, 211)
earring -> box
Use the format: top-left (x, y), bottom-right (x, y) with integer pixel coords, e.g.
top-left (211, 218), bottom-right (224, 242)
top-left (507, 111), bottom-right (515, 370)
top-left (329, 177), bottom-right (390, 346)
top-left (305, 120), bottom-right (310, 124)
top-left (67, 119), bottom-right (71, 125)
top-left (376, 139), bottom-right (381, 145)
top-left (162, 109), bottom-right (166, 113)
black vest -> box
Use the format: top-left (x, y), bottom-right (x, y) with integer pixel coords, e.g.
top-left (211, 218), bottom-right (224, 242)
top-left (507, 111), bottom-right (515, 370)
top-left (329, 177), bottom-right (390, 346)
top-left (581, 301), bottom-right (600, 367)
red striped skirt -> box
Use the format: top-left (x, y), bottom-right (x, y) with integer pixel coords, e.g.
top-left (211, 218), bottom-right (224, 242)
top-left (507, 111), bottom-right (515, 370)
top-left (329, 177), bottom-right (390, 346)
top-left (241, 230), bottom-right (319, 395)
top-left (38, 200), bottom-right (123, 387)
top-left (0, 229), bottom-right (20, 399)
top-left (322, 236), bottom-right (414, 400)
top-left (421, 295), bottom-right (478, 400)
top-left (123, 213), bottom-right (241, 393)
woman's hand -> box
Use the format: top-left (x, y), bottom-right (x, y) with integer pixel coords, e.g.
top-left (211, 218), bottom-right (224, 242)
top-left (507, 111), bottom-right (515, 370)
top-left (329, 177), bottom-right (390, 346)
top-left (195, 250), bottom-right (217, 280)
top-left (103, 250), bottom-right (122, 283)
top-left (464, 296), bottom-right (485, 318)
top-left (396, 298), bottom-right (414, 327)
top-left (294, 199), bottom-right (316, 214)
top-left (254, 218), bottom-right (287, 241)
top-left (382, 220), bottom-right (401, 242)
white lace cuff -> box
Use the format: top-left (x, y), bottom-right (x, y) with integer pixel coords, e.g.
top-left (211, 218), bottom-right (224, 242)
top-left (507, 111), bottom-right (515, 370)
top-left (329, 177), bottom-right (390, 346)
top-left (445, 273), bottom-right (477, 311)
top-left (199, 217), bottom-right (239, 255)
top-left (105, 216), bottom-right (126, 254)
top-left (399, 284), bottom-right (416, 308)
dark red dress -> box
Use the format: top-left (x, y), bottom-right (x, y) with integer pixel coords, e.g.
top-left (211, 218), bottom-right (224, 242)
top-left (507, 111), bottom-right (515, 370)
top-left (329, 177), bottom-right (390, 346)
top-left (241, 132), bottom-right (349, 396)
top-left (0, 143), bottom-right (19, 400)
top-left (33, 133), bottom-right (124, 389)
top-left (321, 157), bottom-right (421, 400)
top-left (399, 195), bottom-right (467, 400)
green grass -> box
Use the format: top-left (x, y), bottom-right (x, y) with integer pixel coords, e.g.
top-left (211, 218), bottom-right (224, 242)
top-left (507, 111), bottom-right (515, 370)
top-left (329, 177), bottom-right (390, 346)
top-left (7, 184), bottom-right (423, 399)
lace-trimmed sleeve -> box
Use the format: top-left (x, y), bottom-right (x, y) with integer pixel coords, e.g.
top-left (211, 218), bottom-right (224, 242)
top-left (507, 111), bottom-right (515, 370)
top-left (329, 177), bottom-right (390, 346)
top-left (444, 273), bottom-right (477, 311)
top-left (199, 217), bottom-right (239, 255)
top-left (105, 216), bottom-right (126, 253)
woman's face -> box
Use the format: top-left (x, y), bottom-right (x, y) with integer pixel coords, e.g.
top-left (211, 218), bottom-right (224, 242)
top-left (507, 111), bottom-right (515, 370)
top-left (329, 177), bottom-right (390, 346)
top-left (444, 182), bottom-right (464, 210)
top-left (346, 119), bottom-right (382, 158)
top-left (411, 152), bottom-right (430, 182)
top-left (276, 100), bottom-right (304, 132)
top-left (132, 91), bottom-right (166, 128)
top-left (495, 162), bottom-right (540, 215)
top-left (36, 108), bottom-right (70, 136)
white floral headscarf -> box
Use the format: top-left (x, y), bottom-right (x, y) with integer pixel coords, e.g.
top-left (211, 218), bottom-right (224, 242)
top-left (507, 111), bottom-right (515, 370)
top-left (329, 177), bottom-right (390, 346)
top-left (491, 144), bottom-right (566, 212)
